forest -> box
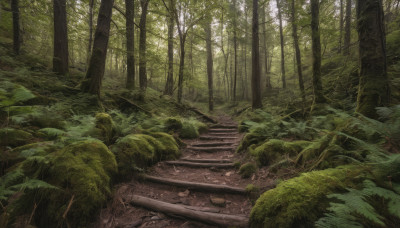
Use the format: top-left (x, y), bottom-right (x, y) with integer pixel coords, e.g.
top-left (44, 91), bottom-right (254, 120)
top-left (0, 0), bottom-right (400, 227)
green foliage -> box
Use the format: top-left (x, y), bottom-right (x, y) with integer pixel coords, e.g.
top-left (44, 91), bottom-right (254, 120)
top-left (315, 180), bottom-right (400, 227)
top-left (164, 117), bottom-right (183, 131)
top-left (179, 118), bottom-right (208, 139)
top-left (38, 128), bottom-right (66, 140)
top-left (239, 162), bottom-right (257, 178)
top-left (0, 128), bottom-right (33, 147)
top-left (83, 113), bottom-right (117, 145)
top-left (0, 81), bottom-right (36, 108)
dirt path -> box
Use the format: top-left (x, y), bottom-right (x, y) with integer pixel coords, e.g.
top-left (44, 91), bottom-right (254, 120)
top-left (95, 115), bottom-right (274, 228)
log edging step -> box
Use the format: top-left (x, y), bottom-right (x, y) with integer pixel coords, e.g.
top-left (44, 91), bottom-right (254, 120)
top-left (180, 158), bottom-right (232, 163)
top-left (191, 142), bottom-right (235, 147)
top-left (188, 146), bottom-right (235, 152)
top-left (138, 174), bottom-right (247, 194)
top-left (126, 194), bottom-right (249, 227)
top-left (208, 128), bottom-right (238, 133)
top-left (165, 160), bottom-right (235, 168)
top-left (199, 136), bottom-right (238, 140)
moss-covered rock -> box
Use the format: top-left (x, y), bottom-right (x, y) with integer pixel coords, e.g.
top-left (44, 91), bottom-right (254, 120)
top-left (164, 117), bottom-right (183, 131)
top-left (0, 128), bottom-right (33, 147)
top-left (251, 139), bottom-right (311, 166)
top-left (85, 113), bottom-right (116, 144)
top-left (239, 162), bottom-right (257, 178)
top-left (180, 122), bottom-right (199, 139)
top-left (249, 166), bottom-right (367, 228)
top-left (237, 133), bottom-right (267, 153)
top-left (295, 134), bottom-right (334, 166)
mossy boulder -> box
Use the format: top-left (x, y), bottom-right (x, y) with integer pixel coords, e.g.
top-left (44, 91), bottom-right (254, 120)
top-left (251, 139), bottom-right (311, 166)
top-left (249, 166), bottom-right (367, 228)
top-left (239, 162), bottom-right (257, 178)
top-left (85, 113), bottom-right (116, 144)
top-left (17, 140), bottom-right (117, 227)
top-left (164, 117), bottom-right (183, 131)
top-left (180, 122), bottom-right (199, 139)
top-left (237, 133), bottom-right (267, 153)
top-left (112, 132), bottom-right (180, 176)
top-left (0, 128), bottom-right (33, 147)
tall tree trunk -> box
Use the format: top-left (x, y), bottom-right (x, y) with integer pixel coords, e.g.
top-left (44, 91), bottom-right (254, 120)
top-left (177, 35), bottom-right (186, 103)
top-left (205, 18), bottom-right (214, 111)
top-left (81, 0), bottom-right (114, 96)
top-left (276, 0), bottom-right (286, 89)
top-left (356, 0), bottom-right (390, 118)
top-left (87, 0), bottom-right (95, 66)
top-left (232, 0), bottom-right (238, 102)
top-left (53, 0), bottom-right (69, 75)
top-left (11, 0), bottom-right (20, 55)
top-left (262, 4), bottom-right (271, 90)
top-left (252, 0), bottom-right (262, 109)
top-left (139, 0), bottom-right (150, 90)
top-left (244, 3), bottom-right (248, 99)
top-left (338, 0), bottom-right (344, 53)
top-left (164, 0), bottom-right (174, 95)
top-left (291, 0), bottom-right (305, 102)
top-left (126, 0), bottom-right (135, 89)
top-left (311, 0), bottom-right (326, 104)
top-left (344, 0), bottom-right (352, 55)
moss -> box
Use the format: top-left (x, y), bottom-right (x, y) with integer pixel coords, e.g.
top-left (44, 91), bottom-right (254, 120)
top-left (0, 128), bottom-right (33, 147)
top-left (85, 113), bottom-right (116, 144)
top-left (164, 117), bottom-right (183, 131)
top-left (38, 128), bottom-right (66, 140)
top-left (251, 139), bottom-right (311, 166)
top-left (143, 131), bottom-right (181, 160)
top-left (239, 162), bottom-right (257, 178)
top-left (295, 134), bottom-right (334, 166)
top-left (237, 133), bottom-right (267, 153)
top-left (179, 122), bottom-right (199, 139)
top-left (249, 166), bottom-right (367, 228)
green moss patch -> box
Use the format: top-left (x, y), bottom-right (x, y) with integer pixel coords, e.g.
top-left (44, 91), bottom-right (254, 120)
top-left (84, 113), bottom-right (117, 144)
top-left (0, 128), bottom-right (33, 147)
top-left (239, 162), bottom-right (257, 178)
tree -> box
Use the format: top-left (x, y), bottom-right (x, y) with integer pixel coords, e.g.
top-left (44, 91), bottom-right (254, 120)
top-left (291, 0), bottom-right (305, 102)
top-left (252, 0), bottom-right (262, 109)
top-left (311, 0), bottom-right (326, 104)
top-left (343, 0), bottom-right (351, 55)
top-left (338, 0), bottom-right (344, 53)
top-left (356, 0), bottom-right (390, 118)
top-left (164, 0), bottom-right (174, 96)
top-left (11, 0), bottom-right (19, 55)
top-left (53, 0), bottom-right (69, 75)
top-left (87, 0), bottom-right (95, 66)
top-left (276, 0), bottom-right (286, 89)
top-left (139, 0), bottom-right (150, 90)
top-left (125, 0), bottom-right (135, 89)
top-left (232, 0), bottom-right (238, 102)
top-left (81, 0), bottom-right (114, 96)
top-left (204, 14), bottom-right (214, 111)
top-left (261, 4), bottom-right (271, 90)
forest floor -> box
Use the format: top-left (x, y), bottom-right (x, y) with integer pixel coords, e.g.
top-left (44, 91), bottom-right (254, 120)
top-left (94, 114), bottom-right (275, 228)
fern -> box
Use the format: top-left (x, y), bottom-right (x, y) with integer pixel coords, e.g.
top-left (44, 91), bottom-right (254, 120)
top-left (0, 81), bottom-right (36, 108)
top-left (315, 180), bottom-right (400, 228)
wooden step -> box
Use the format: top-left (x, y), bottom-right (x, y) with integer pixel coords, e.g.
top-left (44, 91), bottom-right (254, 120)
top-left (191, 142), bottom-right (234, 147)
top-left (200, 136), bottom-right (238, 140)
top-left (165, 160), bottom-right (235, 168)
top-left (181, 158), bottom-right (232, 163)
top-left (126, 194), bottom-right (248, 227)
top-left (210, 124), bottom-right (237, 129)
top-left (139, 174), bottom-right (247, 194)
top-left (189, 146), bottom-right (235, 152)
top-left (208, 128), bottom-right (237, 133)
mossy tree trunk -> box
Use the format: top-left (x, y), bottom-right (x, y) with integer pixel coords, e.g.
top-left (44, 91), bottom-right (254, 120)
top-left (53, 0), bottom-right (69, 75)
top-left (87, 0), bottom-right (95, 67)
top-left (338, 0), bottom-right (344, 53)
top-left (139, 0), bottom-right (150, 91)
top-left (251, 0), bottom-right (262, 109)
top-left (204, 16), bottom-right (214, 111)
top-left (11, 0), bottom-right (20, 55)
top-left (356, 0), bottom-right (390, 118)
top-left (164, 0), bottom-right (174, 96)
top-left (311, 0), bottom-right (326, 104)
top-left (343, 0), bottom-right (352, 55)
top-left (291, 0), bottom-right (305, 102)
top-left (82, 0), bottom-right (114, 96)
top-left (276, 0), bottom-right (286, 89)
top-left (125, 0), bottom-right (135, 90)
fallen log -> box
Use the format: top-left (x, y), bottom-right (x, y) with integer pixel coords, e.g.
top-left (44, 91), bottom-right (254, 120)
top-left (165, 161), bottom-right (235, 169)
top-left (139, 174), bottom-right (247, 194)
top-left (126, 195), bottom-right (249, 227)
top-left (188, 107), bottom-right (218, 123)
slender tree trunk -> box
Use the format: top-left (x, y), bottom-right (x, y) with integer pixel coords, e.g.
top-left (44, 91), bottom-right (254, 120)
top-left (11, 0), bottom-right (20, 55)
top-left (344, 0), bottom-right (352, 55)
top-left (53, 0), bottom-right (69, 75)
top-left (126, 0), bottom-right (135, 89)
top-left (232, 0), bottom-right (238, 102)
top-left (252, 0), bottom-right (262, 109)
top-left (356, 0), bottom-right (390, 118)
top-left (177, 36), bottom-right (186, 103)
top-left (205, 18), bottom-right (214, 111)
top-left (338, 0), bottom-right (344, 53)
top-left (291, 0), bottom-right (305, 102)
top-left (277, 0), bottom-right (286, 89)
top-left (311, 0), bottom-right (326, 104)
top-left (262, 4), bottom-right (271, 90)
top-left (139, 0), bottom-right (150, 90)
top-left (164, 0), bottom-right (174, 95)
top-left (81, 0), bottom-right (114, 96)
top-left (87, 0), bottom-right (95, 66)
top-left (244, 4), bottom-right (248, 99)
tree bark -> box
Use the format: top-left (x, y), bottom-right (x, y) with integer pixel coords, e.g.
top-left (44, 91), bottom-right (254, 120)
top-left (139, 0), bottom-right (150, 90)
top-left (277, 0), bottom-right (286, 89)
top-left (291, 0), bottom-right (305, 102)
top-left (125, 0), bottom-right (135, 89)
top-left (82, 0), bottom-right (114, 96)
top-left (164, 0), bottom-right (174, 95)
top-left (232, 0), bottom-right (238, 102)
top-left (11, 0), bottom-right (20, 55)
top-left (311, 0), bottom-right (326, 104)
top-left (205, 18), bottom-right (214, 111)
top-left (344, 0), bottom-right (352, 55)
top-left (261, 4), bottom-right (271, 90)
top-left (252, 0), bottom-right (262, 109)
top-left (87, 0), bottom-right (95, 66)
top-left (356, 0), bottom-right (390, 118)
top-left (53, 0), bottom-right (69, 75)
top-left (338, 0), bottom-right (344, 53)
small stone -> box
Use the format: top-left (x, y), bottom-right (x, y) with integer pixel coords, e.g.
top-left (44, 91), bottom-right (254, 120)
top-left (225, 171), bottom-right (232, 177)
top-left (178, 189), bottom-right (190, 197)
top-left (150, 216), bottom-right (161, 220)
top-left (210, 196), bottom-right (226, 207)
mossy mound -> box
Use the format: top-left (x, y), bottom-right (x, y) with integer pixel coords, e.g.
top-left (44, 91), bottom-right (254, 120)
top-left (84, 113), bottom-right (117, 144)
top-left (0, 128), bottom-right (33, 147)
top-left (112, 132), bottom-right (180, 176)
top-left (164, 117), bottom-right (183, 131)
top-left (251, 139), bottom-right (311, 166)
top-left (239, 162), bottom-right (257, 178)
top-left (180, 122), bottom-right (199, 139)
top-left (16, 140), bottom-right (117, 227)
top-left (249, 166), bottom-right (367, 228)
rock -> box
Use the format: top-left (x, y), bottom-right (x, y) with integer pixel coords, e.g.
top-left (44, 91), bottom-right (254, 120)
top-left (178, 189), bottom-right (190, 197)
top-left (210, 196), bottom-right (226, 207)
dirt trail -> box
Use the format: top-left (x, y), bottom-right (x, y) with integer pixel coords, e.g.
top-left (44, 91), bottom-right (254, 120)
top-left (95, 115), bottom-right (274, 228)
